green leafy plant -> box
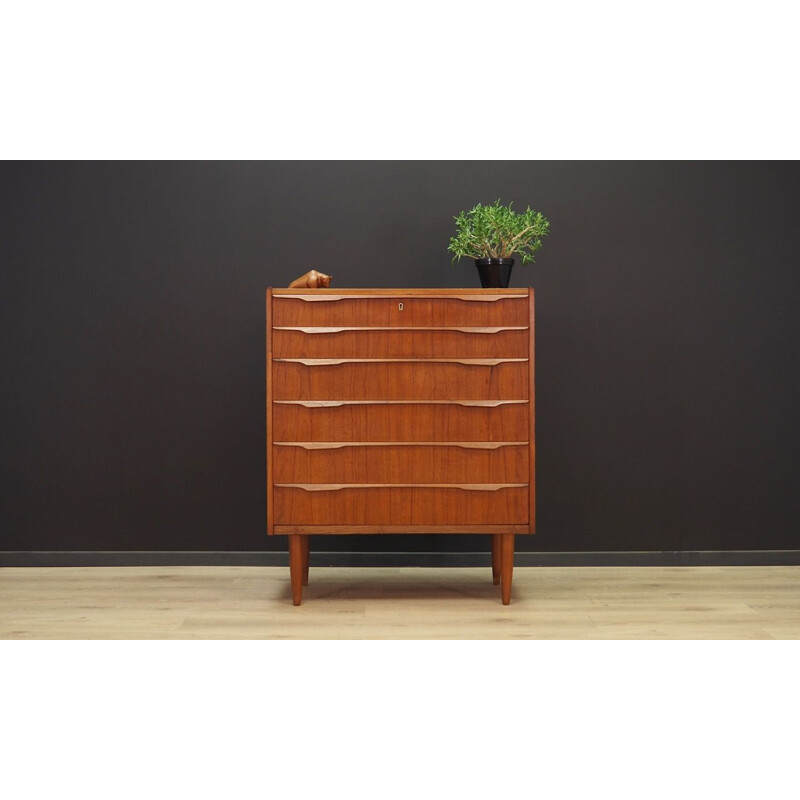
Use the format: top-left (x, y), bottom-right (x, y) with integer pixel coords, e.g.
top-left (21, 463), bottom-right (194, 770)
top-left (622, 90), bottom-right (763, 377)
top-left (448, 199), bottom-right (550, 265)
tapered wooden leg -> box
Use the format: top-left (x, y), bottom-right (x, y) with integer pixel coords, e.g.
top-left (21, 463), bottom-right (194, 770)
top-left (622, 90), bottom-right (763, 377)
top-left (500, 534), bottom-right (515, 605)
top-left (302, 535), bottom-right (310, 586)
top-left (491, 534), bottom-right (502, 585)
top-left (289, 535), bottom-right (304, 606)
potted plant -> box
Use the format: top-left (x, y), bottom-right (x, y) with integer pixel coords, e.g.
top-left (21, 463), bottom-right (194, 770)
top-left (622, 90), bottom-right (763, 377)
top-left (447, 199), bottom-right (550, 288)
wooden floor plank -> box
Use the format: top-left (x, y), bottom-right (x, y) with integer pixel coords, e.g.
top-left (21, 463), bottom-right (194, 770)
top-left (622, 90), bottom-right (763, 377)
top-left (1, 566), bottom-right (799, 639)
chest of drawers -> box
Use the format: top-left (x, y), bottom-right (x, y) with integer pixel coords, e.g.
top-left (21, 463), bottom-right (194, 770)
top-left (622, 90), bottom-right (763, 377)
top-left (266, 288), bottom-right (535, 604)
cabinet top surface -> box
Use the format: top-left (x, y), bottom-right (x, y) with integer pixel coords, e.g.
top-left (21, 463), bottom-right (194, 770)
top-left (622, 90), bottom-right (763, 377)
top-left (270, 288), bottom-right (531, 297)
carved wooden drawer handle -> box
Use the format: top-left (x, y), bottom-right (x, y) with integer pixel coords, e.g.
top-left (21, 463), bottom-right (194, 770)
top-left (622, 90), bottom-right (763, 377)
top-left (273, 358), bottom-right (527, 366)
top-left (274, 326), bottom-right (528, 334)
top-left (275, 294), bottom-right (523, 302)
top-left (273, 400), bottom-right (528, 407)
top-left (274, 441), bottom-right (528, 449)
top-left (276, 483), bottom-right (528, 491)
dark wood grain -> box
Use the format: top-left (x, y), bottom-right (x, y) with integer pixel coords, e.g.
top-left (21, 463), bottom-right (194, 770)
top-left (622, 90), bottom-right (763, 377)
top-left (501, 534), bottom-right (515, 605)
top-left (271, 288), bottom-right (528, 298)
top-left (492, 534), bottom-right (502, 585)
top-left (266, 287), bottom-right (535, 604)
top-left (272, 361), bottom-right (528, 401)
top-left (289, 535), bottom-right (304, 605)
top-left (273, 443), bottom-right (528, 483)
top-left (529, 289), bottom-right (536, 534)
top-left (266, 289), bottom-right (274, 536)
top-left (273, 294), bottom-right (529, 327)
top-left (274, 486), bottom-right (529, 525)
top-left (273, 328), bottom-right (528, 358)
top-left (274, 525), bottom-right (530, 534)
top-left (273, 401), bottom-right (528, 442)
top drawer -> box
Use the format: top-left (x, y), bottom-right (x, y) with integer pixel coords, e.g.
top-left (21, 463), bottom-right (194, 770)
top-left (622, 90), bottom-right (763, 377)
top-left (272, 293), bottom-right (529, 328)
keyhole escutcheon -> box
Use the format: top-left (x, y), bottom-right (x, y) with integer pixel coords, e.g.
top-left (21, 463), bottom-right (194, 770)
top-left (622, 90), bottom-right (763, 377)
top-left (398, 302), bottom-right (404, 311)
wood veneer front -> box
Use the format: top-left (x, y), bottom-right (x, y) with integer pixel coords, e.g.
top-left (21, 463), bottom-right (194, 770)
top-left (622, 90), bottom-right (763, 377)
top-left (273, 328), bottom-right (529, 358)
top-left (273, 443), bottom-right (528, 483)
top-left (266, 288), bottom-right (535, 605)
top-left (274, 485), bottom-right (529, 526)
top-left (272, 292), bottom-right (529, 327)
top-left (272, 360), bottom-right (528, 401)
top-left (273, 401), bottom-right (528, 442)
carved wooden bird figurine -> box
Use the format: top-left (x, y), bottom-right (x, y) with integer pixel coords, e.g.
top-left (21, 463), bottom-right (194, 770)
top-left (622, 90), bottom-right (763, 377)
top-left (288, 270), bottom-right (332, 289)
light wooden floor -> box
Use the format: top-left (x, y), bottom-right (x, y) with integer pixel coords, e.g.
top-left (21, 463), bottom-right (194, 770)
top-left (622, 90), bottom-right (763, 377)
top-left (1, 565), bottom-right (799, 639)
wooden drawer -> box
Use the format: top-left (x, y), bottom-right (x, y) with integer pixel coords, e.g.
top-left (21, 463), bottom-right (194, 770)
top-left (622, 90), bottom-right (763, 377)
top-left (272, 401), bottom-right (529, 442)
top-left (273, 485), bottom-right (529, 525)
top-left (273, 443), bottom-right (528, 483)
top-left (273, 327), bottom-right (529, 359)
top-left (272, 360), bottom-right (528, 401)
top-left (273, 294), bottom-right (529, 328)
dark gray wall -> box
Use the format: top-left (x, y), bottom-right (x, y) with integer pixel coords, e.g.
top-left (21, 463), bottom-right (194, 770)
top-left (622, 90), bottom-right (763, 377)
top-left (2, 161), bottom-right (799, 554)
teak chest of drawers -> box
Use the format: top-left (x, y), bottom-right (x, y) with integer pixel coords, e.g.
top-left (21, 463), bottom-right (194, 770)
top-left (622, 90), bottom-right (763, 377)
top-left (265, 288), bottom-right (535, 604)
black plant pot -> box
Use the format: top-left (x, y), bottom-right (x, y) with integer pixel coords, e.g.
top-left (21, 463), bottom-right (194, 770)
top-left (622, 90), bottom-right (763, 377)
top-left (475, 258), bottom-right (514, 288)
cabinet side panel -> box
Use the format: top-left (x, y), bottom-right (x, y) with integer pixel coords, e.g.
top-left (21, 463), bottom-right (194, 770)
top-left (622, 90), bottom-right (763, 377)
top-left (529, 288), bottom-right (536, 533)
top-left (266, 288), bottom-right (275, 535)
